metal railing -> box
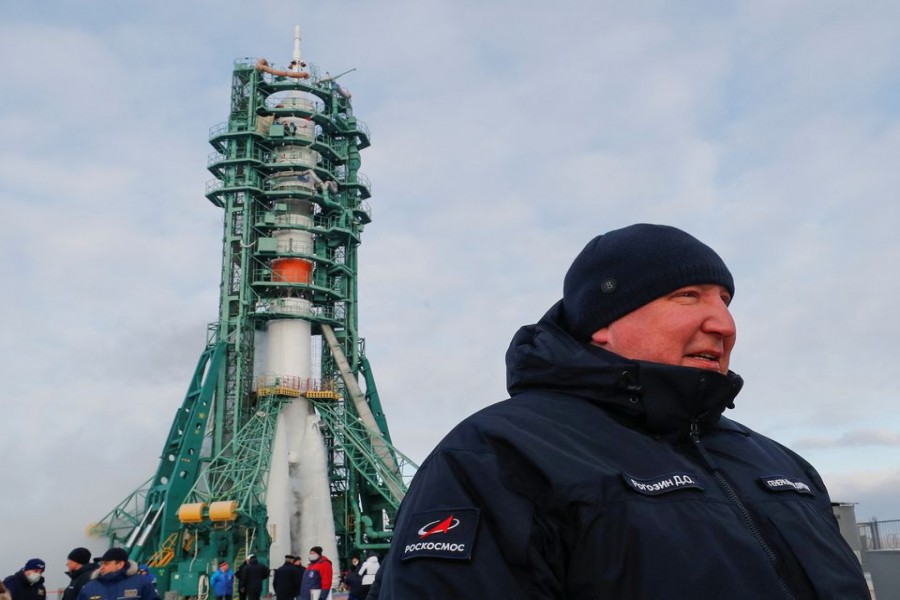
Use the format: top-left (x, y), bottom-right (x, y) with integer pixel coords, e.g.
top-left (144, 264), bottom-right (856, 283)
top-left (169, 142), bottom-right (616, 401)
top-left (253, 374), bottom-right (337, 394)
top-left (859, 519), bottom-right (900, 550)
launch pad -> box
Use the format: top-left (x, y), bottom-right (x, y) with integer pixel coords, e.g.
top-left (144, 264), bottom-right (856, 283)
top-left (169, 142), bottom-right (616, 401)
top-left (90, 27), bottom-right (416, 597)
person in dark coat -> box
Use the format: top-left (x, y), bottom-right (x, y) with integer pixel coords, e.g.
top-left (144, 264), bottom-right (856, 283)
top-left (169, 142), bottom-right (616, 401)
top-left (341, 557), bottom-right (364, 600)
top-left (62, 548), bottom-right (98, 600)
top-left (272, 555), bottom-right (301, 600)
top-left (370, 224), bottom-right (870, 599)
top-left (238, 556), bottom-right (269, 600)
top-left (77, 548), bottom-right (158, 600)
top-left (3, 559), bottom-right (46, 600)
top-left (291, 556), bottom-right (305, 577)
top-left (234, 558), bottom-right (248, 600)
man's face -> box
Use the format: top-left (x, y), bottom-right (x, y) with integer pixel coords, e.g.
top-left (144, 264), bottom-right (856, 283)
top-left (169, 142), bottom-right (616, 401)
top-left (222, 564), bottom-right (229, 572)
top-left (590, 284), bottom-right (736, 375)
top-left (65, 560), bottom-right (80, 573)
top-left (99, 560), bottom-right (126, 575)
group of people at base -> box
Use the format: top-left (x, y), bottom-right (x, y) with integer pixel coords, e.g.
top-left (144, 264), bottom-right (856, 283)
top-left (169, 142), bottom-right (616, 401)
top-left (237, 546), bottom-right (338, 600)
top-left (3, 544), bottom-right (375, 600)
top-left (2, 548), bottom-right (159, 600)
top-left (260, 547), bottom-right (378, 600)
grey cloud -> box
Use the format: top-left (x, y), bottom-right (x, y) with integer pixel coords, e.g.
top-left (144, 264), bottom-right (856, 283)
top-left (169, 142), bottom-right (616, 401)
top-left (4, 0), bottom-right (900, 583)
top-left (795, 431), bottom-right (900, 450)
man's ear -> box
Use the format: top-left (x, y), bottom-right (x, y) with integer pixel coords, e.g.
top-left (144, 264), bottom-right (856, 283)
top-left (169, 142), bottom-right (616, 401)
top-left (590, 327), bottom-right (610, 346)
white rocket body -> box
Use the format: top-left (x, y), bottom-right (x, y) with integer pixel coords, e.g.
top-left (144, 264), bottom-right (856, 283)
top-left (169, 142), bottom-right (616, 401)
top-left (257, 47), bottom-right (340, 584)
top-left (263, 316), bottom-right (338, 575)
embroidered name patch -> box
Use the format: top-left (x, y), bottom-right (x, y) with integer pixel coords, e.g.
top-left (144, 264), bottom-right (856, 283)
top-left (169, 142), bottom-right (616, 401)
top-left (759, 475), bottom-right (814, 495)
top-left (622, 472), bottom-right (705, 496)
top-left (400, 508), bottom-right (479, 561)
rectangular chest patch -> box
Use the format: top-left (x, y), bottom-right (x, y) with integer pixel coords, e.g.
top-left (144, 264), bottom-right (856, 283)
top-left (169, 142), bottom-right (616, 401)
top-left (759, 475), bottom-right (814, 495)
top-left (399, 508), bottom-right (479, 561)
top-left (622, 472), bottom-right (705, 496)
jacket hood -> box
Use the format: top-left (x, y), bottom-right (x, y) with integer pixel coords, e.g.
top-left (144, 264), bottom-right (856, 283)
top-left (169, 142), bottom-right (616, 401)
top-left (506, 300), bottom-right (744, 439)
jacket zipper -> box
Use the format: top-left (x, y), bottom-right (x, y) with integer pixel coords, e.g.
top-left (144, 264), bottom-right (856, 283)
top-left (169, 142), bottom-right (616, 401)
top-left (689, 419), bottom-right (797, 600)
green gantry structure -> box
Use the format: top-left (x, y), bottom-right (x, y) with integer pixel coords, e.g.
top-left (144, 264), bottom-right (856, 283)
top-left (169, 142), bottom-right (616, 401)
top-left (91, 29), bottom-right (417, 599)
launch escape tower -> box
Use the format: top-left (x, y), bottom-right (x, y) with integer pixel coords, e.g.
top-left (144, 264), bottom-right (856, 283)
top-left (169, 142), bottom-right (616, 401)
top-left (91, 28), bottom-right (417, 597)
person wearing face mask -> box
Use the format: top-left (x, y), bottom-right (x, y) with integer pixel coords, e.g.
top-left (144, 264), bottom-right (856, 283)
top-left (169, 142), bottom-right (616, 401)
top-left (298, 547), bottom-right (333, 600)
top-left (2, 559), bottom-right (46, 600)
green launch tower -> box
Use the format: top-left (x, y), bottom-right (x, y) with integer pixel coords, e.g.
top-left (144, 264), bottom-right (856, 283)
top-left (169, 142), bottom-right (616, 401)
top-left (92, 28), bottom-right (416, 598)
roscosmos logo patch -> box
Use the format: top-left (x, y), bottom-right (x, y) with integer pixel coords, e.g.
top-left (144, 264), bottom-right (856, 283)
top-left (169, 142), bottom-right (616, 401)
top-left (400, 508), bottom-right (479, 561)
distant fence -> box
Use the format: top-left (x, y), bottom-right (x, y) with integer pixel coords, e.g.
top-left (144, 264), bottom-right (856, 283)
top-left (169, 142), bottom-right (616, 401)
top-left (859, 519), bottom-right (900, 551)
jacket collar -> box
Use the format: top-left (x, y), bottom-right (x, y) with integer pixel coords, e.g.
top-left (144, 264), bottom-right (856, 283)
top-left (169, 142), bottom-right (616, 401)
top-left (67, 564), bottom-right (97, 580)
top-left (506, 301), bottom-right (743, 440)
top-left (91, 562), bottom-right (138, 582)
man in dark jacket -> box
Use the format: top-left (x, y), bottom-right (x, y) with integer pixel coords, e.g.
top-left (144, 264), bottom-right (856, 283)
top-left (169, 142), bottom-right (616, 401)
top-left (3, 559), bottom-right (46, 600)
top-left (77, 548), bottom-right (158, 600)
top-left (272, 555), bottom-right (301, 600)
top-left (371, 224), bottom-right (870, 599)
top-left (238, 556), bottom-right (269, 600)
top-left (234, 558), bottom-right (248, 600)
top-left (291, 555), bottom-right (305, 577)
top-left (62, 548), bottom-right (98, 600)
top-left (341, 557), bottom-right (364, 600)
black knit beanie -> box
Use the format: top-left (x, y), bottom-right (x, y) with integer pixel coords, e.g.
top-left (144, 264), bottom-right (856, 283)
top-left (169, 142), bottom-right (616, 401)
top-left (562, 224), bottom-right (734, 340)
top-left (67, 547), bottom-right (92, 565)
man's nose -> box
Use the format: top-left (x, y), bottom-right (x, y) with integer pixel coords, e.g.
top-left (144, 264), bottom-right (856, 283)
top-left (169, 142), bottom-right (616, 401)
top-left (703, 299), bottom-right (736, 338)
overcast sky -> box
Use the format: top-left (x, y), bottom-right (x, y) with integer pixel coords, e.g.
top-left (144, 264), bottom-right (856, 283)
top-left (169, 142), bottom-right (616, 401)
top-left (2, 0), bottom-right (900, 588)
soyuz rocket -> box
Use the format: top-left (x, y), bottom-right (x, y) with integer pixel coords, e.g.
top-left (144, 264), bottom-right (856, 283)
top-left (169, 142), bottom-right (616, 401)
top-left (255, 26), bottom-right (339, 573)
top-left (93, 26), bottom-right (411, 595)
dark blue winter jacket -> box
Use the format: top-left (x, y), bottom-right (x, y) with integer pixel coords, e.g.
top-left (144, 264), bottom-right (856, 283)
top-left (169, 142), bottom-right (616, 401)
top-left (371, 302), bottom-right (870, 599)
top-left (3, 572), bottom-right (45, 600)
top-left (299, 567), bottom-right (318, 600)
top-left (77, 562), bottom-right (159, 600)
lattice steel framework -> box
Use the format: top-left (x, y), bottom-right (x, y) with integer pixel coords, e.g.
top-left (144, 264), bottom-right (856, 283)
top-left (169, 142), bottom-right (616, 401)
top-left (92, 34), bottom-right (416, 597)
